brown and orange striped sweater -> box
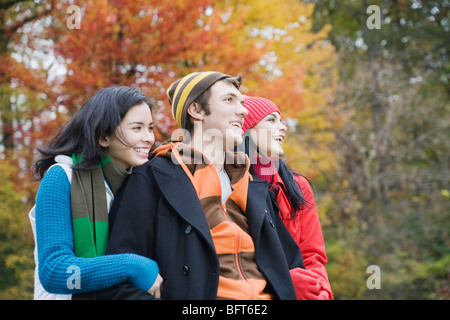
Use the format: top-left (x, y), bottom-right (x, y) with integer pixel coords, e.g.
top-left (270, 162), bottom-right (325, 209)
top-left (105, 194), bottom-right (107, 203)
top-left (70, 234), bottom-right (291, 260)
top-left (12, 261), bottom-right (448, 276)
top-left (154, 142), bottom-right (274, 300)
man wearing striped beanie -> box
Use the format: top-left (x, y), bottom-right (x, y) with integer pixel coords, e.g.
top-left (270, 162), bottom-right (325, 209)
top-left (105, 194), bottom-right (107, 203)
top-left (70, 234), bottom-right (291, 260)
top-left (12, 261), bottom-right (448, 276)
top-left (166, 71), bottom-right (250, 155)
top-left (167, 71), bottom-right (241, 130)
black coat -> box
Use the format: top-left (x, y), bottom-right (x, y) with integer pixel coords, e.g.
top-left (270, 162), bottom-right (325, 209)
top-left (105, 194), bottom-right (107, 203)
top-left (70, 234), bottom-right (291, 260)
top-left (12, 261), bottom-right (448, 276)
top-left (99, 156), bottom-right (304, 300)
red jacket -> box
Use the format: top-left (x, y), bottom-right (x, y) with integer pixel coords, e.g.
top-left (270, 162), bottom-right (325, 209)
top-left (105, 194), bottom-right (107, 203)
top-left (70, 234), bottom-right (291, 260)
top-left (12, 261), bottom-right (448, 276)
top-left (270, 171), bottom-right (333, 300)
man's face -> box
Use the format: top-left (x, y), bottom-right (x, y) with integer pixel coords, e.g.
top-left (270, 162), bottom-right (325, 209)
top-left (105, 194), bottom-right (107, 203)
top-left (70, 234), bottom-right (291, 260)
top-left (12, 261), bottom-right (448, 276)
top-left (201, 80), bottom-right (248, 150)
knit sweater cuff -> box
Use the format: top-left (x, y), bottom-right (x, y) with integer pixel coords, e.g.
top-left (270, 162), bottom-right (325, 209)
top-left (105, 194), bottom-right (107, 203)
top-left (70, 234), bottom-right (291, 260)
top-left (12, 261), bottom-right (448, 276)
top-left (125, 254), bottom-right (159, 292)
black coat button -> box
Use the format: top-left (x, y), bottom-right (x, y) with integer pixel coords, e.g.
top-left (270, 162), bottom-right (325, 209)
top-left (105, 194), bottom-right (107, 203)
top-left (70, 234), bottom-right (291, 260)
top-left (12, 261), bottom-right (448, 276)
top-left (185, 225), bottom-right (192, 234)
top-left (183, 265), bottom-right (189, 275)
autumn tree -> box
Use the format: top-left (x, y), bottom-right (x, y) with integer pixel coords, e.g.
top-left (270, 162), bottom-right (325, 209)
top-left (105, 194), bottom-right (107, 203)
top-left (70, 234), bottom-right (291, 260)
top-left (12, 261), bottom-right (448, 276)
top-left (37, 0), bottom-right (265, 141)
top-left (0, 0), bottom-right (58, 299)
top-left (311, 0), bottom-right (449, 299)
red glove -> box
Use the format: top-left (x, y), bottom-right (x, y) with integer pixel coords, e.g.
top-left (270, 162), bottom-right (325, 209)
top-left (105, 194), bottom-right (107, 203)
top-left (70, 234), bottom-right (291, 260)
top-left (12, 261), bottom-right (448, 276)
top-left (317, 278), bottom-right (333, 300)
top-left (289, 268), bottom-right (320, 300)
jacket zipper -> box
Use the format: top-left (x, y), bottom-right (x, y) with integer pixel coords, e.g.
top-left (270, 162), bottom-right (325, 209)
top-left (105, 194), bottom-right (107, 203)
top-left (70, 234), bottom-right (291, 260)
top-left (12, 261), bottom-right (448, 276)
top-left (215, 164), bottom-right (256, 299)
top-left (221, 202), bottom-right (256, 299)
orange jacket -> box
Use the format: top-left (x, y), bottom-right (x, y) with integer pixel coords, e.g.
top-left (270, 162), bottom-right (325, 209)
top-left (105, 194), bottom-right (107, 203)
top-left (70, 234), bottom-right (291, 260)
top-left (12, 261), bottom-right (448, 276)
top-left (155, 142), bottom-right (275, 299)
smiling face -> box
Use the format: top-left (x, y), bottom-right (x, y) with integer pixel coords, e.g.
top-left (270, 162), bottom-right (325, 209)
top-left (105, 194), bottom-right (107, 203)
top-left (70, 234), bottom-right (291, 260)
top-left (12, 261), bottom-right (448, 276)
top-left (100, 102), bottom-right (155, 169)
top-left (194, 80), bottom-right (248, 150)
top-left (249, 112), bottom-right (287, 158)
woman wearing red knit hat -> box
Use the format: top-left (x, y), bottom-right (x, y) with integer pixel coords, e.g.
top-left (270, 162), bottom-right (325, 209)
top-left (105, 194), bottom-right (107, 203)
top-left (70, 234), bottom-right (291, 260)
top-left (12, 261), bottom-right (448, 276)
top-left (242, 95), bottom-right (333, 300)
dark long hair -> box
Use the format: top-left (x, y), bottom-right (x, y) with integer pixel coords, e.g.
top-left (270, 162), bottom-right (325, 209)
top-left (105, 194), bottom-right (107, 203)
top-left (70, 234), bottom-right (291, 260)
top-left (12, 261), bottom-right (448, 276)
top-left (33, 86), bottom-right (153, 180)
top-left (242, 135), bottom-right (311, 219)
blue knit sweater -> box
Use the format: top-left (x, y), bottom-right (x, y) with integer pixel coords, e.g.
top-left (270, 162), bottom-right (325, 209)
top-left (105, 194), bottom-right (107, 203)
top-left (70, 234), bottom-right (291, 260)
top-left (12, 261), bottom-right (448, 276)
top-left (35, 165), bottom-right (158, 295)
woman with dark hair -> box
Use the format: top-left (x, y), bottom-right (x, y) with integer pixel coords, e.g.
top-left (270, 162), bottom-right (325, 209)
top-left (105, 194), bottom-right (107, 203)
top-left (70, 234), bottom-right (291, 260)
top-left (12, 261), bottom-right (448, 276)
top-left (241, 95), bottom-right (333, 300)
top-left (29, 86), bottom-right (162, 299)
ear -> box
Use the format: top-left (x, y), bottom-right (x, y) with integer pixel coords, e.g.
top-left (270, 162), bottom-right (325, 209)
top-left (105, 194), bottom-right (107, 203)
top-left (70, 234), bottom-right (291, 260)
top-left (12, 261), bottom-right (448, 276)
top-left (186, 102), bottom-right (204, 121)
top-left (99, 135), bottom-right (110, 148)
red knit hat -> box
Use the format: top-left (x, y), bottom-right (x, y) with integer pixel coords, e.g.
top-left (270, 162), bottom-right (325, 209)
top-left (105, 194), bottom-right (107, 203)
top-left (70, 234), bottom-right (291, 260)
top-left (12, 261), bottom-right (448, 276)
top-left (242, 95), bottom-right (281, 132)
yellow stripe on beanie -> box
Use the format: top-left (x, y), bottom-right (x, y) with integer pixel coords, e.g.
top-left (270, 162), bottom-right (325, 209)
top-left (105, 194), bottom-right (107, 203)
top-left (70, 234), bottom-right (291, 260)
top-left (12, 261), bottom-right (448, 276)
top-left (168, 73), bottom-right (198, 120)
top-left (174, 72), bottom-right (215, 127)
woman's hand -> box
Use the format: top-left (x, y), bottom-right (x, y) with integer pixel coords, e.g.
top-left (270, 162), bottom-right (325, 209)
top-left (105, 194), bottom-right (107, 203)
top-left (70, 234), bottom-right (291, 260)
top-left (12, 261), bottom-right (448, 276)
top-left (290, 268), bottom-right (320, 300)
top-left (148, 273), bottom-right (163, 298)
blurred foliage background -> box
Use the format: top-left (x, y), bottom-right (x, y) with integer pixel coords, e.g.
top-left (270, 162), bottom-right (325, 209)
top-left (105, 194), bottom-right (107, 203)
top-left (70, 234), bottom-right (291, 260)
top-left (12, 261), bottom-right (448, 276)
top-left (0, 0), bottom-right (448, 299)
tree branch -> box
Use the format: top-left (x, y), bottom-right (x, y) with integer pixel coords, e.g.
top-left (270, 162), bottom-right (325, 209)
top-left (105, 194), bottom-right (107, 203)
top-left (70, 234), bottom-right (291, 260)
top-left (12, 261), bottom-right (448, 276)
top-left (5, 0), bottom-right (56, 36)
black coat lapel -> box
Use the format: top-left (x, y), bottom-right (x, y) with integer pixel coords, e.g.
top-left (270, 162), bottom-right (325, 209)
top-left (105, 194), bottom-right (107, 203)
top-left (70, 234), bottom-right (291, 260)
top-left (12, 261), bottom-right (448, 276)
top-left (246, 179), bottom-right (270, 243)
top-left (150, 158), bottom-right (215, 251)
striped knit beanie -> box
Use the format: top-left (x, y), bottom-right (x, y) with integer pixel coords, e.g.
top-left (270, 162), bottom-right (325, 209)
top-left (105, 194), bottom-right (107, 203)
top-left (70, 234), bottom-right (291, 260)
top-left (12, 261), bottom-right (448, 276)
top-left (242, 95), bottom-right (281, 132)
top-left (166, 71), bottom-right (233, 129)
